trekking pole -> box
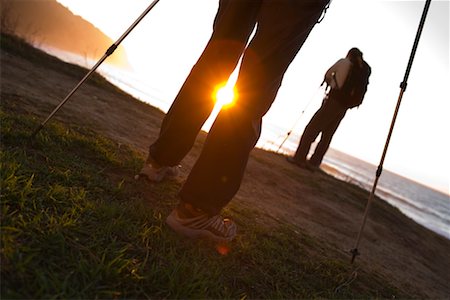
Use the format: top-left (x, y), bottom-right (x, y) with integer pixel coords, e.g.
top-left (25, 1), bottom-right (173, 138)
top-left (277, 84), bottom-right (324, 153)
top-left (350, 0), bottom-right (432, 264)
top-left (30, 0), bottom-right (161, 138)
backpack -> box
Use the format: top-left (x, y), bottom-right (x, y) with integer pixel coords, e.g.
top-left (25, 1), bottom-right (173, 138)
top-left (328, 61), bottom-right (371, 109)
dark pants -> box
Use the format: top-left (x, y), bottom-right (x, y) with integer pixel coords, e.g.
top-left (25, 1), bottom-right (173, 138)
top-left (149, 0), bottom-right (329, 215)
top-left (293, 97), bottom-right (347, 167)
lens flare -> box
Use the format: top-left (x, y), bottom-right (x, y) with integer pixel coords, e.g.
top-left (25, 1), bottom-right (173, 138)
top-left (216, 243), bottom-right (230, 255)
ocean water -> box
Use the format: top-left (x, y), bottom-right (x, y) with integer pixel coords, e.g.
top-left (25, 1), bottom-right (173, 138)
top-left (42, 48), bottom-right (450, 241)
top-left (259, 127), bottom-right (450, 241)
top-left (322, 148), bottom-right (450, 240)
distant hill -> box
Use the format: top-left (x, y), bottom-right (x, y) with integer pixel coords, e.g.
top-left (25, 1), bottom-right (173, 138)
top-left (0, 0), bottom-right (130, 68)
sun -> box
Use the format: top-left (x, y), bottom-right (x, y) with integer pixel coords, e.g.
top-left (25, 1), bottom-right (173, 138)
top-left (213, 83), bottom-right (237, 109)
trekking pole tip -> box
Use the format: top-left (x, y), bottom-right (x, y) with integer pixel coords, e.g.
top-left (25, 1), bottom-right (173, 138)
top-left (350, 248), bottom-right (360, 264)
top-left (30, 124), bottom-right (44, 140)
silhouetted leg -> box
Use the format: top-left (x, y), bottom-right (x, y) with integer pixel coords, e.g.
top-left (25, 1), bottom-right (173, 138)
top-left (293, 104), bottom-right (326, 163)
top-left (180, 0), bottom-right (330, 214)
top-left (148, 0), bottom-right (261, 166)
top-left (309, 105), bottom-right (346, 166)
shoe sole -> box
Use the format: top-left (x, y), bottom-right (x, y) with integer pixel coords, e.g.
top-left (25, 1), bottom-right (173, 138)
top-left (165, 213), bottom-right (234, 243)
top-left (134, 165), bottom-right (179, 182)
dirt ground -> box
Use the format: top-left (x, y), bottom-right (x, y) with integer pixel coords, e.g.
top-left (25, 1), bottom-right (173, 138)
top-left (1, 47), bottom-right (449, 298)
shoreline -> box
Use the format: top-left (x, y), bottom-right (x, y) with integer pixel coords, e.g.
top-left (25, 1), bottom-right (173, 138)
top-left (321, 160), bottom-right (450, 241)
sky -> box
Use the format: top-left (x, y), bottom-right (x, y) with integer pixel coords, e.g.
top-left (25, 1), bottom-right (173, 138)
top-left (54, 0), bottom-right (449, 195)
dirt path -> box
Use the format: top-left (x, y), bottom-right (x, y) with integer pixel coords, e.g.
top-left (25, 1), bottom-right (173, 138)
top-left (2, 46), bottom-right (449, 298)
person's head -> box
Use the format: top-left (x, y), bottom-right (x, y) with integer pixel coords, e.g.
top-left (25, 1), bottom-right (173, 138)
top-left (347, 47), bottom-right (363, 65)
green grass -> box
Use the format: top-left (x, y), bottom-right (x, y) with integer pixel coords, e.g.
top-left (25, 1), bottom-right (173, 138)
top-left (1, 108), bottom-right (410, 299)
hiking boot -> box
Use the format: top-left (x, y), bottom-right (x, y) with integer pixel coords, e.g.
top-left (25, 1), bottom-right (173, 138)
top-left (286, 156), bottom-right (309, 169)
top-left (165, 203), bottom-right (237, 243)
top-left (135, 155), bottom-right (180, 182)
top-left (305, 160), bottom-right (320, 172)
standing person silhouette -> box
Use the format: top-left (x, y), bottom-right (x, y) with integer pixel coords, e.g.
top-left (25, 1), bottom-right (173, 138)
top-left (137, 0), bottom-right (331, 242)
top-left (287, 47), bottom-right (371, 171)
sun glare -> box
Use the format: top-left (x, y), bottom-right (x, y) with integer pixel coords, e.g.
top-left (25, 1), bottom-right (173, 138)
top-left (214, 83), bottom-right (237, 109)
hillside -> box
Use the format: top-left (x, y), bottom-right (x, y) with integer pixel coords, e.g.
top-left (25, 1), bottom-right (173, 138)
top-left (0, 0), bottom-right (130, 68)
top-left (1, 34), bottom-right (450, 298)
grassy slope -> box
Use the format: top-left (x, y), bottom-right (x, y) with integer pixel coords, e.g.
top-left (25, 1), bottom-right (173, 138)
top-left (1, 34), bottom-right (411, 299)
